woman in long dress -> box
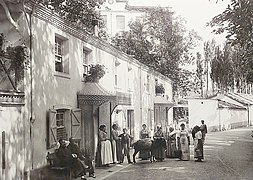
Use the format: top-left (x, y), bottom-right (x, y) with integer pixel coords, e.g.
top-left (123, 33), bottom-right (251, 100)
top-left (111, 123), bottom-right (121, 164)
top-left (96, 124), bottom-right (113, 167)
top-left (194, 125), bottom-right (204, 162)
top-left (139, 124), bottom-right (151, 160)
top-left (177, 123), bottom-right (190, 161)
top-left (153, 125), bottom-right (166, 161)
top-left (167, 127), bottom-right (177, 158)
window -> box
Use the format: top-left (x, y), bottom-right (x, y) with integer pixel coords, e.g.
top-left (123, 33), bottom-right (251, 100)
top-left (116, 15), bottom-right (125, 30)
top-left (54, 36), bottom-right (69, 74)
top-left (101, 15), bottom-right (107, 27)
top-left (115, 74), bottom-right (118, 86)
top-left (47, 108), bottom-right (81, 149)
top-left (56, 110), bottom-right (67, 140)
top-left (146, 75), bottom-right (150, 92)
top-left (55, 37), bottom-right (63, 72)
top-left (83, 48), bottom-right (91, 76)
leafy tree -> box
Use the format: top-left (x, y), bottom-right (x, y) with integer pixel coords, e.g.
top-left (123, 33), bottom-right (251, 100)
top-left (203, 39), bottom-right (216, 95)
top-left (111, 7), bottom-right (201, 95)
top-left (209, 0), bottom-right (253, 82)
top-left (33, 0), bottom-right (105, 35)
top-left (210, 43), bottom-right (236, 93)
top-left (196, 52), bottom-right (204, 97)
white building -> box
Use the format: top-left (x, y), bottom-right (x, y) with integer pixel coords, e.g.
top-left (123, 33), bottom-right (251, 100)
top-left (0, 1), bottom-right (173, 179)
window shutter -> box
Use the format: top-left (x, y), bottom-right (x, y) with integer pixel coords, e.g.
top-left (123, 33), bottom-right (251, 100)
top-left (48, 109), bottom-right (57, 148)
top-left (70, 108), bottom-right (82, 140)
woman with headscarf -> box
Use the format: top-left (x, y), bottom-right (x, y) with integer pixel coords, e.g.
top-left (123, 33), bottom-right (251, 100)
top-left (166, 127), bottom-right (177, 158)
top-left (194, 125), bottom-right (204, 162)
top-left (96, 124), bottom-right (113, 167)
top-left (177, 123), bottom-right (190, 161)
top-left (139, 124), bottom-right (151, 160)
top-left (153, 125), bottom-right (166, 161)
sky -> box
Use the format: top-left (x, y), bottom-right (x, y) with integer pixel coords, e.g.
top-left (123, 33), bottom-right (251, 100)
top-left (128, 0), bottom-right (231, 47)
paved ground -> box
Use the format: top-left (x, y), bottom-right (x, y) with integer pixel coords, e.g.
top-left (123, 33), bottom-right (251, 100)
top-left (84, 127), bottom-right (253, 180)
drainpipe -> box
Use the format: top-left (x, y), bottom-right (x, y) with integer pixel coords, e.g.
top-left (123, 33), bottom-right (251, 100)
top-left (139, 67), bottom-right (142, 126)
top-left (247, 104), bottom-right (250, 127)
top-left (28, 7), bottom-right (34, 170)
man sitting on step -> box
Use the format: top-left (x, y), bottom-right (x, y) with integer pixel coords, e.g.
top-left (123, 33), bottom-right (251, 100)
top-left (67, 137), bottom-right (96, 178)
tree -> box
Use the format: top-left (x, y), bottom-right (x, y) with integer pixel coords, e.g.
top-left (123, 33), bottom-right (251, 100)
top-left (111, 7), bottom-right (201, 95)
top-left (209, 43), bottom-right (242, 93)
top-left (196, 52), bottom-right (204, 97)
top-left (203, 39), bottom-right (216, 95)
top-left (209, 0), bottom-right (253, 82)
top-left (33, 0), bottom-right (105, 35)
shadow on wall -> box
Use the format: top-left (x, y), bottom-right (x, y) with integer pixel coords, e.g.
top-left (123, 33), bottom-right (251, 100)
top-left (0, 106), bottom-right (29, 180)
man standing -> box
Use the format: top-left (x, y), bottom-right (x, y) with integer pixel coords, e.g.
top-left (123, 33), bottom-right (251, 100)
top-left (119, 128), bottom-right (133, 164)
top-left (200, 120), bottom-right (207, 144)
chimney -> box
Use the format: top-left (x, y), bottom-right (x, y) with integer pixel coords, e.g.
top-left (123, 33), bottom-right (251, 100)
top-left (92, 19), bottom-right (99, 37)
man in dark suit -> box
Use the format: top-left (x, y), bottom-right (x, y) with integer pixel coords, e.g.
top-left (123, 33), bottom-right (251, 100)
top-left (57, 139), bottom-right (86, 179)
top-left (67, 137), bottom-right (96, 178)
top-left (200, 120), bottom-right (208, 144)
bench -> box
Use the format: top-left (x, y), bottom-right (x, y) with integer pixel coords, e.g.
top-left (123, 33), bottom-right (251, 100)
top-left (46, 152), bottom-right (72, 179)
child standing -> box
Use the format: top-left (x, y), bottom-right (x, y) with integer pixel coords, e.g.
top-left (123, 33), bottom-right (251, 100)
top-left (119, 128), bottom-right (133, 164)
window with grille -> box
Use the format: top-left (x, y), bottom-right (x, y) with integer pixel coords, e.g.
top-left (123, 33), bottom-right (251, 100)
top-left (55, 37), bottom-right (63, 72)
top-left (56, 110), bottom-right (67, 140)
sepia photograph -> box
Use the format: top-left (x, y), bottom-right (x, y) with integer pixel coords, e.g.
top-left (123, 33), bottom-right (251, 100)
top-left (0, 0), bottom-right (252, 179)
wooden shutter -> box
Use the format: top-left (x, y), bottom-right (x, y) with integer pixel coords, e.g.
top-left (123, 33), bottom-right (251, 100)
top-left (48, 109), bottom-right (57, 148)
top-left (70, 108), bottom-right (81, 140)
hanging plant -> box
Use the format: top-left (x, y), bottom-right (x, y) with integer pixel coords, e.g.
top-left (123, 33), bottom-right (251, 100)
top-left (155, 83), bottom-right (165, 94)
top-left (85, 64), bottom-right (105, 82)
top-left (0, 33), bottom-right (29, 87)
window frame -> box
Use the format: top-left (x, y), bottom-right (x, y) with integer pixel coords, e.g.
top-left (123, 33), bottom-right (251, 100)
top-left (55, 37), bottom-right (64, 72)
top-left (116, 15), bottom-right (125, 30)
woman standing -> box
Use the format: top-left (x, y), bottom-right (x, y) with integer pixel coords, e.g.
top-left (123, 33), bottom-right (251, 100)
top-left (177, 123), bottom-right (190, 161)
top-left (153, 125), bottom-right (166, 161)
top-left (111, 123), bottom-right (121, 164)
top-left (166, 127), bottom-right (177, 158)
top-left (139, 124), bottom-right (151, 160)
top-left (194, 126), bottom-right (204, 162)
top-left (97, 125), bottom-right (113, 167)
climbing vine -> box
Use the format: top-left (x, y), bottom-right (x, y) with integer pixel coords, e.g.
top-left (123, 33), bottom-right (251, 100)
top-left (0, 33), bottom-right (29, 87)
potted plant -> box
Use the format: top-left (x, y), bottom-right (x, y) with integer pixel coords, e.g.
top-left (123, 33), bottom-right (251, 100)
top-left (155, 83), bottom-right (165, 95)
top-left (84, 64), bottom-right (105, 83)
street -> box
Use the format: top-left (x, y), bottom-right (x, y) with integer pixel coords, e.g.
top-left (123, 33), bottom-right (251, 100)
top-left (97, 128), bottom-right (253, 180)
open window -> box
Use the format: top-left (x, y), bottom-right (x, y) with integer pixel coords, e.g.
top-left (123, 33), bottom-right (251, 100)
top-left (47, 107), bottom-right (81, 149)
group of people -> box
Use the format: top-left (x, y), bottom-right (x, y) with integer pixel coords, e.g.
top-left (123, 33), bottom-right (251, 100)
top-left (166, 120), bottom-right (207, 162)
top-left (139, 120), bottom-right (207, 163)
top-left (96, 124), bottom-right (134, 167)
top-left (56, 138), bottom-right (96, 179)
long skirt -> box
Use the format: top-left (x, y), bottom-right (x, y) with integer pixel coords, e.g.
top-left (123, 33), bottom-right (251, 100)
top-left (179, 136), bottom-right (190, 160)
top-left (167, 139), bottom-right (177, 158)
top-left (111, 140), bottom-right (122, 163)
top-left (194, 139), bottom-right (204, 159)
top-left (101, 140), bottom-right (113, 165)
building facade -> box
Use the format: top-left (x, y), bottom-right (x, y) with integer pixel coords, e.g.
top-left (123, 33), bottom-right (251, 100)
top-left (0, 2), bottom-right (173, 179)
